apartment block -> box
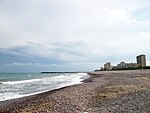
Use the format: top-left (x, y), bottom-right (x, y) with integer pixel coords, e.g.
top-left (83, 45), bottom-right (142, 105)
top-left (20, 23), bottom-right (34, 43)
top-left (136, 54), bottom-right (146, 67)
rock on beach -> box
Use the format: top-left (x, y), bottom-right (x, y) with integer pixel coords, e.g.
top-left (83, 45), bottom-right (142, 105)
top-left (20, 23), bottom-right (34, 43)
top-left (0, 70), bottom-right (150, 113)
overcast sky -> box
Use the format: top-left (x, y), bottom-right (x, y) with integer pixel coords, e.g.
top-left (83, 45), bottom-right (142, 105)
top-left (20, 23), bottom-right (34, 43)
top-left (0, 0), bottom-right (150, 72)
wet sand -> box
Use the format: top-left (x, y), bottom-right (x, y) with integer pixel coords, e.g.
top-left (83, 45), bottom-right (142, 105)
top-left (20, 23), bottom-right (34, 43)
top-left (0, 70), bottom-right (150, 113)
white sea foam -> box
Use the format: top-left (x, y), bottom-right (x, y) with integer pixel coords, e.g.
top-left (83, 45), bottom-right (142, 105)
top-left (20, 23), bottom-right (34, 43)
top-left (2, 78), bottom-right (41, 85)
top-left (27, 74), bottom-right (31, 77)
top-left (0, 73), bottom-right (88, 101)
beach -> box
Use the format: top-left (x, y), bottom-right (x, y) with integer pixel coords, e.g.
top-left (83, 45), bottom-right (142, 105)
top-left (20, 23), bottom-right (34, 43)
top-left (0, 70), bottom-right (150, 113)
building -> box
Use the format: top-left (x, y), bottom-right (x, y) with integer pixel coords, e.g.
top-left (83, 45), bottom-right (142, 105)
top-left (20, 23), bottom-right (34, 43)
top-left (104, 62), bottom-right (113, 71)
top-left (101, 54), bottom-right (147, 71)
top-left (117, 61), bottom-right (126, 69)
top-left (114, 61), bottom-right (138, 70)
top-left (126, 63), bottom-right (138, 68)
top-left (136, 54), bottom-right (146, 67)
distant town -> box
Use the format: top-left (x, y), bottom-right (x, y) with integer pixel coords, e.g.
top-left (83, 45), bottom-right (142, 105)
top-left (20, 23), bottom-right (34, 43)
top-left (95, 54), bottom-right (150, 71)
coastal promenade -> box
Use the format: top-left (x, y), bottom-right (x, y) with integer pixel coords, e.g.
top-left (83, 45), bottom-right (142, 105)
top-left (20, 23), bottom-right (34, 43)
top-left (0, 70), bottom-right (150, 112)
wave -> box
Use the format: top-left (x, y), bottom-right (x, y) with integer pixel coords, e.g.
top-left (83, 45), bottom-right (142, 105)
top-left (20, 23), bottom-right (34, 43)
top-left (26, 74), bottom-right (31, 77)
top-left (0, 73), bottom-right (89, 101)
top-left (1, 78), bottom-right (41, 85)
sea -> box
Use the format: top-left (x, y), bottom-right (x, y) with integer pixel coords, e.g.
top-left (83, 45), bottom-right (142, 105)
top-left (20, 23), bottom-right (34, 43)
top-left (0, 72), bottom-right (89, 102)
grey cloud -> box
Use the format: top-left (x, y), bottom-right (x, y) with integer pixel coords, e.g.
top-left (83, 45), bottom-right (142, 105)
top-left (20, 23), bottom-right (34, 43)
top-left (0, 0), bottom-right (150, 72)
top-left (0, 41), bottom-right (90, 62)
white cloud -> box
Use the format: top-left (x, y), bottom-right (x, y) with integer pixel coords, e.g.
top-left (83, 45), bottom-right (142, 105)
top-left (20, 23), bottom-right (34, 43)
top-left (4, 62), bottom-right (40, 67)
top-left (0, 0), bottom-right (150, 67)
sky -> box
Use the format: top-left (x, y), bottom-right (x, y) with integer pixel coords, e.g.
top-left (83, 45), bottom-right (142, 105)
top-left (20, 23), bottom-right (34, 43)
top-left (0, 0), bottom-right (150, 72)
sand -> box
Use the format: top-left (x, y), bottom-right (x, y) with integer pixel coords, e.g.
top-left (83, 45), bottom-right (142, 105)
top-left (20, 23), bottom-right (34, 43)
top-left (0, 70), bottom-right (150, 113)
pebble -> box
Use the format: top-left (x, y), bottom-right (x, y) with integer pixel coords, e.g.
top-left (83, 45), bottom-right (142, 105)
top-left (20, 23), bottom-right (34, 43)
top-left (0, 70), bottom-right (150, 113)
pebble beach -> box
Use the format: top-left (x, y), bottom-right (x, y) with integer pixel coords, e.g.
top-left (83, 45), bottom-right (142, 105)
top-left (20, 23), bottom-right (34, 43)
top-left (0, 70), bottom-right (150, 113)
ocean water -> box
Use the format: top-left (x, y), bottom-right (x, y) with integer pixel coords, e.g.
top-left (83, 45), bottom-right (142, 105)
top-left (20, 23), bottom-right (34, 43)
top-left (0, 72), bottom-right (88, 101)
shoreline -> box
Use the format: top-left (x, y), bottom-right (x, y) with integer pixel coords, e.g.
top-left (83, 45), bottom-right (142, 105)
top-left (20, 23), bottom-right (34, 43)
top-left (0, 84), bottom-right (82, 112)
top-left (0, 73), bottom-right (92, 112)
top-left (0, 70), bottom-right (150, 112)
top-left (0, 72), bottom-right (88, 102)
